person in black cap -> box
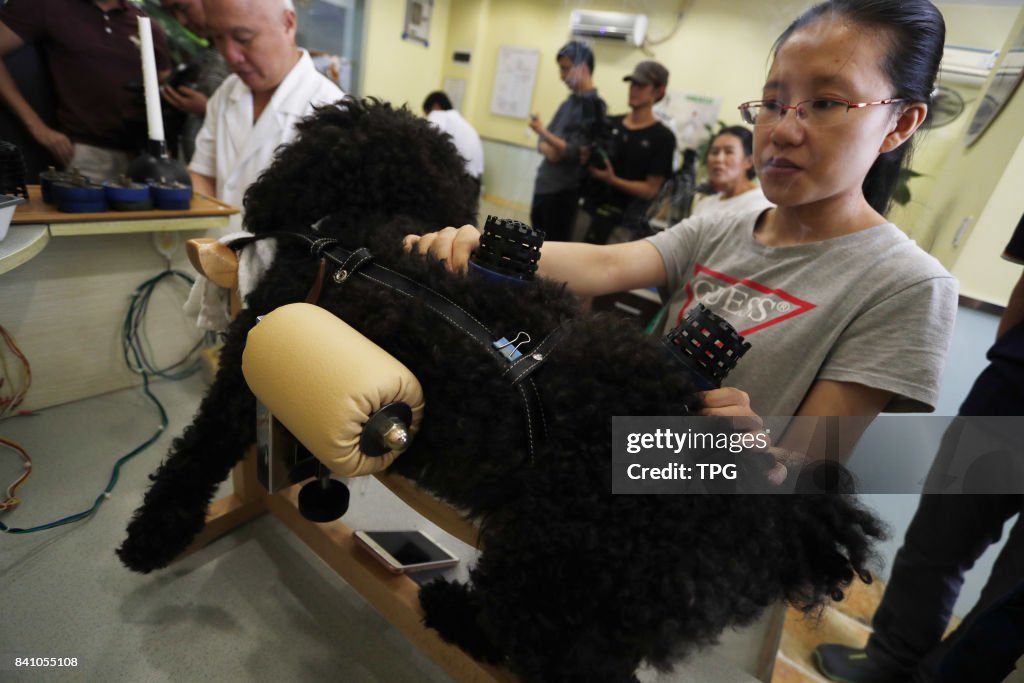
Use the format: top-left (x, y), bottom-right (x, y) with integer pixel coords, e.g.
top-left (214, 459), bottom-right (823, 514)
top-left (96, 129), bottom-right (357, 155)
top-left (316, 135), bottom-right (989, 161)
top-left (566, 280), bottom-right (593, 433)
top-left (579, 60), bottom-right (676, 244)
top-left (527, 40), bottom-right (606, 242)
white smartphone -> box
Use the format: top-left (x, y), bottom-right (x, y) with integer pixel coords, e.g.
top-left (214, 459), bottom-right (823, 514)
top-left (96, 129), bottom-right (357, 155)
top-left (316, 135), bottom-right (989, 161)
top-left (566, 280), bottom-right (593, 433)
top-left (353, 530), bottom-right (459, 574)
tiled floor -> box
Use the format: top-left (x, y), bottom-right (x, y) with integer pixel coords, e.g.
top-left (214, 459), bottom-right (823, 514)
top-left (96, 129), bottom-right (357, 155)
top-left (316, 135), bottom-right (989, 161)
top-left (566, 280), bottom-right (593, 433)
top-left (0, 374), bottom-right (456, 683)
top-left (1, 373), bottom-right (774, 682)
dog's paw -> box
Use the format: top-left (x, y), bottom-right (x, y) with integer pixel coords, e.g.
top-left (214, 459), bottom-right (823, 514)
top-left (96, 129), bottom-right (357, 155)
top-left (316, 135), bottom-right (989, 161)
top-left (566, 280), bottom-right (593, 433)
top-left (116, 523), bottom-right (190, 574)
top-left (116, 511), bottom-right (204, 573)
top-left (419, 579), bottom-right (504, 663)
top-left (116, 487), bottom-right (211, 573)
top-left (116, 536), bottom-right (169, 574)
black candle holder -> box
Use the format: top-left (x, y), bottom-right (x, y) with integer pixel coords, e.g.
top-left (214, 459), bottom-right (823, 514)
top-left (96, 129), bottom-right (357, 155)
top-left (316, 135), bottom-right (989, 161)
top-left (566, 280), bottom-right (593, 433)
top-left (125, 140), bottom-right (191, 186)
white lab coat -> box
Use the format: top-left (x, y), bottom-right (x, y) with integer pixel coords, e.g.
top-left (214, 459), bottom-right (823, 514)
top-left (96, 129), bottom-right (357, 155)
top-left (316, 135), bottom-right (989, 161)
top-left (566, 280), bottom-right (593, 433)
top-left (426, 109), bottom-right (484, 179)
top-left (190, 49), bottom-right (344, 231)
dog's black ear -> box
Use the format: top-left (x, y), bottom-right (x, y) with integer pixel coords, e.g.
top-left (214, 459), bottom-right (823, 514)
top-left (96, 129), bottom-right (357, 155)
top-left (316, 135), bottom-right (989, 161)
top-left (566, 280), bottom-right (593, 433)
top-left (242, 96), bottom-right (478, 238)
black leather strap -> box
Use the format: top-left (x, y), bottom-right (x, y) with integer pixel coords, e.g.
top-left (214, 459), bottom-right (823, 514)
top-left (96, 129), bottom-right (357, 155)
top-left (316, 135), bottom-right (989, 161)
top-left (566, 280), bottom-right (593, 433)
top-left (503, 320), bottom-right (573, 385)
top-left (231, 231), bottom-right (568, 461)
top-left (330, 247), bottom-right (374, 285)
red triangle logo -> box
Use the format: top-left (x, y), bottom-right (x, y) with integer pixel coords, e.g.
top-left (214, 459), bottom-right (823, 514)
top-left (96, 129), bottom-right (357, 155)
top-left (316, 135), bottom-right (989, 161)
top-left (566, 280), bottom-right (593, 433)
top-left (676, 263), bottom-right (817, 335)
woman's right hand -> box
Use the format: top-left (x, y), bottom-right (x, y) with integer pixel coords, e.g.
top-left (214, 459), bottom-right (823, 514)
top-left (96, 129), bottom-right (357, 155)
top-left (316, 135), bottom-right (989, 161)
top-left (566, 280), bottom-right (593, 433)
top-left (697, 387), bottom-right (761, 429)
top-left (402, 225), bottom-right (481, 273)
top-left (698, 387), bottom-right (792, 485)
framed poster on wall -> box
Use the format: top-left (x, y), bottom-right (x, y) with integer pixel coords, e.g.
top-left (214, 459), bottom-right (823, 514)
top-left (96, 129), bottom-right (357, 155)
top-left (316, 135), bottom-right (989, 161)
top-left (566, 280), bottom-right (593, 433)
top-left (654, 92), bottom-right (722, 153)
top-left (402, 0), bottom-right (432, 47)
top-left (490, 46), bottom-right (540, 119)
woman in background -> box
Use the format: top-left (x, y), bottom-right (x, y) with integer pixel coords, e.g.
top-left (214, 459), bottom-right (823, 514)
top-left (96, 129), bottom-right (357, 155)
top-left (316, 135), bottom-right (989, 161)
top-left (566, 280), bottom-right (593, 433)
top-left (691, 126), bottom-right (773, 218)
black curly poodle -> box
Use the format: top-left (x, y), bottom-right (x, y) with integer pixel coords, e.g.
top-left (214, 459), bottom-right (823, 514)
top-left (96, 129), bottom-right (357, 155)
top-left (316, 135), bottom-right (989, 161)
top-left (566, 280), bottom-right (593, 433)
top-left (118, 97), bottom-right (883, 682)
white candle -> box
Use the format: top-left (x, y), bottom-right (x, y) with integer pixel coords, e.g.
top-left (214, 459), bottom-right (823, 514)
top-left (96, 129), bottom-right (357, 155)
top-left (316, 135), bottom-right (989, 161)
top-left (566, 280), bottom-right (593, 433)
top-left (137, 16), bottom-right (164, 143)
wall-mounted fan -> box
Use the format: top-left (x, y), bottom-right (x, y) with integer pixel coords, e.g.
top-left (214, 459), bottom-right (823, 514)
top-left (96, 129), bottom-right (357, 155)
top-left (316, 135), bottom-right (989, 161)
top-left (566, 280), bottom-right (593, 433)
top-left (965, 40), bottom-right (1024, 147)
top-left (924, 85), bottom-right (966, 128)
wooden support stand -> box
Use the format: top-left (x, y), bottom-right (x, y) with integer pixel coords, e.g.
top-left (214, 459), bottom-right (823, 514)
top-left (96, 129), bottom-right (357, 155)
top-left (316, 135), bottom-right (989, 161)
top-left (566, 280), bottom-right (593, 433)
top-left (180, 449), bottom-right (268, 559)
top-left (171, 236), bottom-right (772, 683)
top-left (184, 452), bottom-right (516, 683)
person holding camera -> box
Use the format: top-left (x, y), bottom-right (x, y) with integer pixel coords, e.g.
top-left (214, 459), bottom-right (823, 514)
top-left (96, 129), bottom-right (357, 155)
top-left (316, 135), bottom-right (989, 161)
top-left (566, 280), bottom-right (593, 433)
top-left (580, 60), bottom-right (676, 244)
top-left (528, 40), bottom-right (607, 242)
top-left (159, 0), bottom-right (229, 162)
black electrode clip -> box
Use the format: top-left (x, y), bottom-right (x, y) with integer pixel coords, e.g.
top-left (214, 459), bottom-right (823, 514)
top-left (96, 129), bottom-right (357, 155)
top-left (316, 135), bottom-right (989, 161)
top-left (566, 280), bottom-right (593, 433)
top-left (229, 224), bottom-right (564, 463)
top-left (662, 303), bottom-right (751, 391)
top-left (470, 215), bottom-right (544, 286)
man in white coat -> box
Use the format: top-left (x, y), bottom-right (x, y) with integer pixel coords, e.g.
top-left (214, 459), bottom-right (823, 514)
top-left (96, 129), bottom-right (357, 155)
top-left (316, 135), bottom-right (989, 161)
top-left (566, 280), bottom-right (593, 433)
top-left (189, 0), bottom-right (343, 231)
top-left (422, 90), bottom-right (484, 196)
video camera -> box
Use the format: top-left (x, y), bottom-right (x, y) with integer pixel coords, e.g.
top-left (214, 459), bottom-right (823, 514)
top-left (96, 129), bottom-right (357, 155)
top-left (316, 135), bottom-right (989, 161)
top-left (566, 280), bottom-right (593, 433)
top-left (579, 98), bottom-right (611, 170)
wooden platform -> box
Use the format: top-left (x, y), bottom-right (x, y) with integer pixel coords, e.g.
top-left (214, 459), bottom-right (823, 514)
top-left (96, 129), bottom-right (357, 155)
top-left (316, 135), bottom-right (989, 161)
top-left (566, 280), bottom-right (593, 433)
top-left (13, 184), bottom-right (237, 236)
top-left (190, 451), bottom-right (516, 683)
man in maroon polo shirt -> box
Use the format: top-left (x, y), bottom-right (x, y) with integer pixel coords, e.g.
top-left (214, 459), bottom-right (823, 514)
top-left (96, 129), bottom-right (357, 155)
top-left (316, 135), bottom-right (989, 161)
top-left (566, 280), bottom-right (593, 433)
top-left (0, 0), bottom-right (171, 182)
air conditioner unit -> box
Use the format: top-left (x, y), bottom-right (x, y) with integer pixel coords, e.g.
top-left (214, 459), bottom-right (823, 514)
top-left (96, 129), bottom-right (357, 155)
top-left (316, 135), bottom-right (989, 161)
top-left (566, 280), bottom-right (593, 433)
top-left (940, 45), bottom-right (999, 86)
top-left (569, 10), bottom-right (648, 47)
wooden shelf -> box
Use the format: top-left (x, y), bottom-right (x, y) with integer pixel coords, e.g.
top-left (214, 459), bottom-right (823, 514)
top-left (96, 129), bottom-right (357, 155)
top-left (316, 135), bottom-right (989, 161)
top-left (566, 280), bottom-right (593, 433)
top-left (12, 185), bottom-right (237, 237)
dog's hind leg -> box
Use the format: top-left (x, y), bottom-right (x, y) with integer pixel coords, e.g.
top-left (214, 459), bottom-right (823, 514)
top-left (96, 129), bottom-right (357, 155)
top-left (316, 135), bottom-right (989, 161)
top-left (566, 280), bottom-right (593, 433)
top-left (421, 533), bottom-right (646, 683)
top-left (117, 310), bottom-right (260, 573)
top-left (419, 578), bottom-right (506, 664)
top-left (420, 579), bottom-right (636, 680)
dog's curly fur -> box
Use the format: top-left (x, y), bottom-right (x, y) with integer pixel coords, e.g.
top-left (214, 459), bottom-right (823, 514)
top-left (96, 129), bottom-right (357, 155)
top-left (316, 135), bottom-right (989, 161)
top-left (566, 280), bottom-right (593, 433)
top-left (118, 97), bottom-right (883, 682)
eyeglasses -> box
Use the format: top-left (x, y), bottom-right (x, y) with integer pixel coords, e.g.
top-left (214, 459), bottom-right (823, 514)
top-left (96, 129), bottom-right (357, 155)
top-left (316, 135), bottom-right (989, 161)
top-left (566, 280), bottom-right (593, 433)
top-left (738, 97), bottom-right (905, 127)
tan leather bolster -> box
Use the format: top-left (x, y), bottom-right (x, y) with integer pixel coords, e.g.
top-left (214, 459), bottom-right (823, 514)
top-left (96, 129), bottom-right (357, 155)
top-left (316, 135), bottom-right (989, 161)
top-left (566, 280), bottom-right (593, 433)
top-left (242, 303), bottom-right (424, 477)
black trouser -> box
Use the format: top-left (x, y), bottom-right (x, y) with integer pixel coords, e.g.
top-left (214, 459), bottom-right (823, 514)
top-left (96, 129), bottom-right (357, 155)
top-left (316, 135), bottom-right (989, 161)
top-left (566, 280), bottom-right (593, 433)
top-left (933, 579), bottom-right (1024, 682)
top-left (866, 321), bottom-right (1024, 682)
top-left (530, 189), bottom-right (578, 242)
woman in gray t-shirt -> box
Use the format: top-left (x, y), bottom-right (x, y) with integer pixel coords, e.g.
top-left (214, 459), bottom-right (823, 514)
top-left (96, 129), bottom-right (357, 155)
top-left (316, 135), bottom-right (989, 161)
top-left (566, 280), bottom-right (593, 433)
top-left (407, 0), bottom-right (957, 461)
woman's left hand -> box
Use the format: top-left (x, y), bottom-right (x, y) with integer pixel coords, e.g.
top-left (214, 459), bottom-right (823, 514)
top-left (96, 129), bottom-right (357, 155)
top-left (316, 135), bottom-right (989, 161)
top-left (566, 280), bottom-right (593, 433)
top-left (402, 225), bottom-right (480, 273)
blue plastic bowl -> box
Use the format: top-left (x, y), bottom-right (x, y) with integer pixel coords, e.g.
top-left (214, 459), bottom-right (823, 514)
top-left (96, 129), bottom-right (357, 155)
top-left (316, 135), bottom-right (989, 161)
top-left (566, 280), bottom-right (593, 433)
top-left (53, 181), bottom-right (107, 213)
top-left (40, 168), bottom-right (89, 205)
top-left (39, 168), bottom-right (63, 204)
top-left (151, 182), bottom-right (192, 211)
top-left (104, 180), bottom-right (153, 211)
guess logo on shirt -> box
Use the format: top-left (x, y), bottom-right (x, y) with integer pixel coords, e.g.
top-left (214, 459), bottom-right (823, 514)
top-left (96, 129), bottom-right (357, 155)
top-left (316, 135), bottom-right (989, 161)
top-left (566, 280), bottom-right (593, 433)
top-left (676, 264), bottom-right (816, 335)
